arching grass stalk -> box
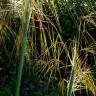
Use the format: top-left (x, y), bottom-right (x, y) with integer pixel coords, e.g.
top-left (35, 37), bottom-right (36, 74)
top-left (15, 0), bottom-right (32, 96)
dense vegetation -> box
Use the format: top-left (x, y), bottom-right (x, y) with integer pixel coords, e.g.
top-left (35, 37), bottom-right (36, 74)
top-left (0, 0), bottom-right (96, 96)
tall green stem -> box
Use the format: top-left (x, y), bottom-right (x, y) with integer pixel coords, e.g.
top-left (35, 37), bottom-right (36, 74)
top-left (15, 1), bottom-right (32, 96)
top-left (67, 44), bottom-right (77, 96)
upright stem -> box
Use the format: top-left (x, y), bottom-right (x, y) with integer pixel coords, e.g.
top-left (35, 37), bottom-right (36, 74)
top-left (67, 44), bottom-right (77, 96)
top-left (67, 67), bottom-right (76, 96)
top-left (15, 1), bottom-right (32, 96)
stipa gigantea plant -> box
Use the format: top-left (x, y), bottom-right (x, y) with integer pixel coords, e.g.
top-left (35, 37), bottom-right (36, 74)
top-left (65, 41), bottom-right (96, 96)
top-left (66, 42), bottom-right (78, 96)
top-left (1, 0), bottom-right (96, 96)
top-left (14, 0), bottom-right (32, 96)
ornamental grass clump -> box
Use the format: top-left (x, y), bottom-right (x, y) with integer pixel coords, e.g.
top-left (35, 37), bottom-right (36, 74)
top-left (0, 0), bottom-right (96, 96)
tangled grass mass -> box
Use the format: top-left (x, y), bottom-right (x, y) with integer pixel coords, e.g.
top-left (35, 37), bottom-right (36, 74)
top-left (0, 0), bottom-right (96, 96)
